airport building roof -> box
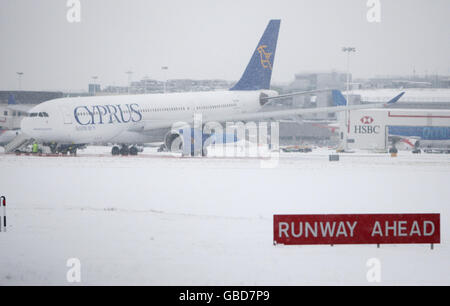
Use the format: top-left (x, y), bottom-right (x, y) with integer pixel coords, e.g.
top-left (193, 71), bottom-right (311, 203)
top-left (347, 89), bottom-right (450, 109)
top-left (0, 91), bottom-right (63, 105)
top-left (348, 88), bottom-right (450, 103)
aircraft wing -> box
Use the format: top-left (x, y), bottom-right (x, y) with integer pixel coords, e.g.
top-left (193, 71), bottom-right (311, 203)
top-left (221, 102), bottom-right (389, 122)
top-left (132, 92), bottom-right (404, 132)
top-left (220, 92), bottom-right (405, 122)
top-left (265, 89), bottom-right (332, 100)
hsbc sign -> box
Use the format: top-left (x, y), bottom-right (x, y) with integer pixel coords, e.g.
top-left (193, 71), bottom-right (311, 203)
top-left (360, 116), bottom-right (374, 124)
top-left (354, 116), bottom-right (380, 134)
top-left (274, 214), bottom-right (440, 246)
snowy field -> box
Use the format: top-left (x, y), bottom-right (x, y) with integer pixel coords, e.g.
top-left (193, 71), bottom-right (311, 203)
top-left (0, 146), bottom-right (449, 285)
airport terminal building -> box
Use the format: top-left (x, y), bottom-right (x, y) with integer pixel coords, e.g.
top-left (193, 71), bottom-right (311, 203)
top-left (274, 77), bottom-right (450, 146)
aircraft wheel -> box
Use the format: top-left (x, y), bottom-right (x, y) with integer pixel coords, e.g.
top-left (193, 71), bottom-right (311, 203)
top-left (120, 146), bottom-right (129, 156)
top-left (112, 146), bottom-right (120, 156)
top-left (129, 146), bottom-right (138, 156)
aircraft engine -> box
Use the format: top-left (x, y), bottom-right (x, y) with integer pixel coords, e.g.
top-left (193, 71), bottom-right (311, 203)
top-left (164, 131), bottom-right (184, 153)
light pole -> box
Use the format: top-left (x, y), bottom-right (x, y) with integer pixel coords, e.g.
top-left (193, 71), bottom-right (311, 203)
top-left (16, 72), bottom-right (24, 90)
top-left (341, 47), bottom-right (356, 152)
top-left (342, 47), bottom-right (356, 105)
top-left (126, 71), bottom-right (133, 94)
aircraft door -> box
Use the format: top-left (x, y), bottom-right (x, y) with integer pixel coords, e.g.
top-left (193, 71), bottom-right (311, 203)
top-left (59, 105), bottom-right (73, 124)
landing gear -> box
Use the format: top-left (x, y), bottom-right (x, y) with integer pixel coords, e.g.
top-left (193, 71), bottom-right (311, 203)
top-left (112, 145), bottom-right (139, 156)
top-left (157, 144), bottom-right (166, 152)
top-left (120, 145), bottom-right (129, 156)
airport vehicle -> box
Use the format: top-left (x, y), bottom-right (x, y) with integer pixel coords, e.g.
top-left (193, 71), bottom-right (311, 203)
top-left (281, 145), bottom-right (313, 153)
top-left (13, 143), bottom-right (43, 155)
top-left (20, 20), bottom-right (403, 156)
top-left (390, 135), bottom-right (450, 154)
top-left (345, 108), bottom-right (450, 152)
top-left (0, 129), bottom-right (20, 147)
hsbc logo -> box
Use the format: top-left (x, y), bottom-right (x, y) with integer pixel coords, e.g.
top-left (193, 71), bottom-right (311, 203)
top-left (361, 116), bottom-right (374, 124)
top-left (355, 116), bottom-right (380, 134)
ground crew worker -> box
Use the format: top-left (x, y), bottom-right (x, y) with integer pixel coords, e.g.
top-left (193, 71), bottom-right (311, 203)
top-left (32, 142), bottom-right (39, 154)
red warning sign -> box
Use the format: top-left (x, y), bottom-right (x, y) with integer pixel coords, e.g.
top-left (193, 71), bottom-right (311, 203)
top-left (274, 214), bottom-right (440, 245)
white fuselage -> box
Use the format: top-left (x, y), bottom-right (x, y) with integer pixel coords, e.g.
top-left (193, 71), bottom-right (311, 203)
top-left (21, 90), bottom-right (277, 145)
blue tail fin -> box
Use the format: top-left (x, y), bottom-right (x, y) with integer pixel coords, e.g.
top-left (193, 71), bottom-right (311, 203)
top-left (230, 19), bottom-right (281, 91)
top-left (332, 90), bottom-right (347, 106)
top-left (387, 92), bottom-right (405, 104)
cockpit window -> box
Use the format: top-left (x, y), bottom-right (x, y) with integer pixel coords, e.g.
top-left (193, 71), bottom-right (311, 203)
top-left (29, 113), bottom-right (38, 117)
top-left (42, 112), bottom-right (49, 117)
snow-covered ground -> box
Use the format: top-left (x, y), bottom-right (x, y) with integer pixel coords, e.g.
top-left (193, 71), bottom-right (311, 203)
top-left (0, 147), bottom-right (449, 285)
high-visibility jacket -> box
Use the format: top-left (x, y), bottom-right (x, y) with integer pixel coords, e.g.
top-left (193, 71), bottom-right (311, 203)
top-left (32, 143), bottom-right (39, 153)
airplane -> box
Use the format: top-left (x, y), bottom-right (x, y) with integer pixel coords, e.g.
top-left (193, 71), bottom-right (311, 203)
top-left (21, 19), bottom-right (404, 156)
top-left (388, 126), bottom-right (450, 153)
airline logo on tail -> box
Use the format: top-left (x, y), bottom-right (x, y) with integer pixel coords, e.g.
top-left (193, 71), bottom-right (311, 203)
top-left (230, 19), bottom-right (280, 91)
top-left (257, 45), bottom-right (273, 70)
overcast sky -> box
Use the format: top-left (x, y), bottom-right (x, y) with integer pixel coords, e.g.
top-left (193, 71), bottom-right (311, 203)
top-left (1, 0), bottom-right (449, 92)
